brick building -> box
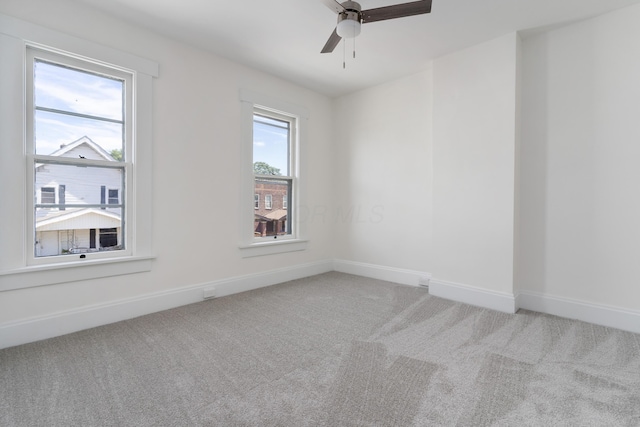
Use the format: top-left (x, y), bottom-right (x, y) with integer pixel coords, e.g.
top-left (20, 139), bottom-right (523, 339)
top-left (254, 179), bottom-right (289, 237)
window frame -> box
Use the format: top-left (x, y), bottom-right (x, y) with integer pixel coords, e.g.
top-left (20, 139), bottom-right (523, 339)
top-left (26, 47), bottom-right (132, 265)
top-left (0, 14), bottom-right (157, 291)
top-left (239, 90), bottom-right (308, 257)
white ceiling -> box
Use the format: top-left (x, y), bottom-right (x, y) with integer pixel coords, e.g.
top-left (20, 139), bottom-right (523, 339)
top-left (76, 0), bottom-right (640, 97)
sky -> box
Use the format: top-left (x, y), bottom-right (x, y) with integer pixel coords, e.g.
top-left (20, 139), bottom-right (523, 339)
top-left (35, 59), bottom-right (290, 171)
top-left (253, 114), bottom-right (290, 175)
top-left (34, 60), bottom-right (124, 156)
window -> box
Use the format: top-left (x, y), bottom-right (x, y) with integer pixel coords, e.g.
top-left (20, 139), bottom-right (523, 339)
top-left (0, 18), bottom-right (157, 291)
top-left (99, 228), bottom-right (119, 249)
top-left (253, 110), bottom-right (294, 239)
top-left (108, 189), bottom-right (119, 205)
top-left (41, 187), bottom-right (55, 204)
top-left (239, 90), bottom-right (308, 257)
top-left (29, 48), bottom-right (128, 260)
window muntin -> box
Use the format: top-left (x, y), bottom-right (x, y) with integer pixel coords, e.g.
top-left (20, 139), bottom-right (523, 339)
top-left (252, 109), bottom-right (295, 240)
top-left (27, 48), bottom-right (131, 262)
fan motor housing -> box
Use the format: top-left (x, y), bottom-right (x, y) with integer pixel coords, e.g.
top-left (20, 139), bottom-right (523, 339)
top-left (341, 1), bottom-right (361, 12)
top-left (338, 10), bottom-right (361, 24)
top-left (338, 1), bottom-right (362, 26)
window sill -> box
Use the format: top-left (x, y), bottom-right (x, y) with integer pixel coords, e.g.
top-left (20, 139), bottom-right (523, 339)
top-left (239, 239), bottom-right (308, 258)
top-left (0, 255), bottom-right (155, 292)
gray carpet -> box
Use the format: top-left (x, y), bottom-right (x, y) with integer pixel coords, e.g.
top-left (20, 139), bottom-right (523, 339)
top-left (1, 272), bottom-right (639, 426)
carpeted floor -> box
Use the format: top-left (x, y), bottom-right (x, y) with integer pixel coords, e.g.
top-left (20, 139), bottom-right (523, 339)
top-left (1, 272), bottom-right (639, 426)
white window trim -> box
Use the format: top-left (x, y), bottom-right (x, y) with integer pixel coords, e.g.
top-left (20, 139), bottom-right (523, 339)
top-left (0, 14), bottom-right (158, 291)
top-left (27, 47), bottom-right (133, 265)
top-left (238, 89), bottom-right (309, 258)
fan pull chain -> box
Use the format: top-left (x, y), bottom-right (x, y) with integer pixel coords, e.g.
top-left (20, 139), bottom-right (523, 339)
top-left (353, 36), bottom-right (356, 59)
top-left (343, 38), bottom-right (346, 69)
top-left (342, 23), bottom-right (358, 69)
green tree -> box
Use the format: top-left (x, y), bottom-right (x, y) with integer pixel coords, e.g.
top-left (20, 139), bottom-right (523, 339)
top-left (253, 161), bottom-right (281, 176)
top-left (109, 148), bottom-right (123, 161)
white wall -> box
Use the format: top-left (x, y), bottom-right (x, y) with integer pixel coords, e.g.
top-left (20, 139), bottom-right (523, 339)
top-left (3, 0), bottom-right (640, 346)
top-left (519, 4), bottom-right (640, 312)
top-left (332, 71), bottom-right (433, 272)
top-left (431, 33), bottom-right (519, 296)
top-left (0, 0), bottom-right (334, 326)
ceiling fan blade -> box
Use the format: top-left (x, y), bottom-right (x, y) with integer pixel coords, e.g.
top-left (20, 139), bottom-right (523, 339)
top-left (320, 0), bottom-right (345, 14)
top-left (362, 0), bottom-right (431, 23)
top-left (321, 28), bottom-right (342, 53)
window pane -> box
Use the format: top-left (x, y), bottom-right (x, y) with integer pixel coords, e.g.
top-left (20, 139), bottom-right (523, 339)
top-left (33, 59), bottom-right (124, 160)
top-left (254, 178), bottom-right (291, 237)
top-left (35, 160), bottom-right (124, 257)
top-left (35, 163), bottom-right (123, 208)
top-left (35, 110), bottom-right (123, 158)
top-left (253, 114), bottom-right (289, 176)
top-left (34, 60), bottom-right (123, 121)
top-left (35, 207), bottom-right (123, 257)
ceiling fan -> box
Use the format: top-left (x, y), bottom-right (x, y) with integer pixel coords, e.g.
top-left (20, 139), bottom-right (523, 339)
top-left (320, 0), bottom-right (433, 54)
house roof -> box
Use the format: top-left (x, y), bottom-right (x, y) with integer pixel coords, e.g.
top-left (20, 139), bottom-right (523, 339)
top-left (36, 208), bottom-right (121, 231)
top-left (255, 209), bottom-right (288, 221)
top-left (48, 136), bottom-right (116, 161)
top-left (264, 209), bottom-right (288, 221)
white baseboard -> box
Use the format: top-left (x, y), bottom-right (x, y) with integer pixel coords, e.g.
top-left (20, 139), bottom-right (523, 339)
top-left (0, 260), bottom-right (333, 350)
top-left (429, 278), bottom-right (517, 314)
top-left (517, 291), bottom-right (640, 334)
top-left (4, 258), bottom-right (639, 350)
top-left (332, 259), bottom-right (430, 287)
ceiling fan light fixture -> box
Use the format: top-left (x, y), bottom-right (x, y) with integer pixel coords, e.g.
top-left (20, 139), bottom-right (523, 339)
top-left (336, 12), bottom-right (361, 38)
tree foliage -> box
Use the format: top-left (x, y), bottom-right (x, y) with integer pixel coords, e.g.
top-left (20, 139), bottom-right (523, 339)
top-left (253, 161), bottom-right (281, 176)
top-left (109, 148), bottom-right (123, 161)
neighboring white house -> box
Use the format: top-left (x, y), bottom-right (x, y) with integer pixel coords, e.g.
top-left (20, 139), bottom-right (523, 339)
top-left (35, 136), bottom-right (122, 256)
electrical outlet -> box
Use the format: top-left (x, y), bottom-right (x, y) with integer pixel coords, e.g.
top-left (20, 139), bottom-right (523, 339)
top-left (203, 287), bottom-right (216, 299)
